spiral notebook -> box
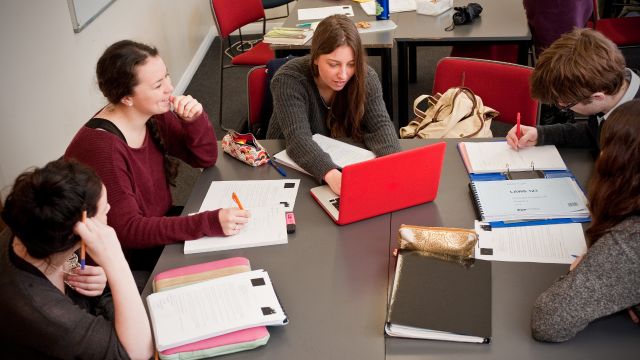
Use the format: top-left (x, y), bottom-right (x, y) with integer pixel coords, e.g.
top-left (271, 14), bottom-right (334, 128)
top-left (469, 178), bottom-right (589, 223)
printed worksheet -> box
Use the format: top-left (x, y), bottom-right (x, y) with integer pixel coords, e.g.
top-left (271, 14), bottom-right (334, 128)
top-left (474, 221), bottom-right (587, 264)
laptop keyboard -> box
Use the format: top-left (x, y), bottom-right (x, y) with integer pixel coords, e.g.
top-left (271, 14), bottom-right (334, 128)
top-left (329, 198), bottom-right (340, 210)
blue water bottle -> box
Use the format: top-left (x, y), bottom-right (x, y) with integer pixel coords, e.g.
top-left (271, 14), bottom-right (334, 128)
top-left (376, 0), bottom-right (389, 20)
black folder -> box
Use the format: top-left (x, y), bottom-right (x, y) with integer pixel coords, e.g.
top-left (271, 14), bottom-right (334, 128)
top-left (385, 251), bottom-right (492, 343)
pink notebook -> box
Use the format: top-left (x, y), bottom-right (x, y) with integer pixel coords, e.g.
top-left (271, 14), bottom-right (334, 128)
top-left (153, 257), bottom-right (270, 358)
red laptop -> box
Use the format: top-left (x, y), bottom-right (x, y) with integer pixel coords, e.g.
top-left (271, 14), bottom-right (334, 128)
top-left (310, 142), bottom-right (446, 225)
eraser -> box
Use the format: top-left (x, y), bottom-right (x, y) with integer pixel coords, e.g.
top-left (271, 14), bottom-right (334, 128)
top-left (286, 212), bottom-right (296, 234)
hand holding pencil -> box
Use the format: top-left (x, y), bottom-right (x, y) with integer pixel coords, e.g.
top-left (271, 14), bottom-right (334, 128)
top-left (218, 192), bottom-right (251, 236)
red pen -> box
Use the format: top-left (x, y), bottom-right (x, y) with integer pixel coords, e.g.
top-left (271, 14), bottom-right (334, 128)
top-left (516, 112), bottom-right (521, 139)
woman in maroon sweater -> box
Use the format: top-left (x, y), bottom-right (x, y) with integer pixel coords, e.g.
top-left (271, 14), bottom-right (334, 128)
top-left (66, 40), bottom-right (250, 271)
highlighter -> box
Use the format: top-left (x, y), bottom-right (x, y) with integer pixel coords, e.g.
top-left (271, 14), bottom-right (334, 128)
top-left (286, 212), bottom-right (296, 234)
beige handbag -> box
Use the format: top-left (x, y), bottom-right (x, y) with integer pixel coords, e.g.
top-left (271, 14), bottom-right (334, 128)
top-left (399, 87), bottom-right (498, 139)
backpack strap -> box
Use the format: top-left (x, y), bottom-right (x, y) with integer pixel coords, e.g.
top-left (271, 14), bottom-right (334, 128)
top-left (85, 118), bottom-right (127, 143)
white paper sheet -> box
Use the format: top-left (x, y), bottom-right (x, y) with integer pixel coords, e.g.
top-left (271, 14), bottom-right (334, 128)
top-left (298, 5), bottom-right (354, 20)
top-left (474, 221), bottom-right (587, 264)
top-left (199, 180), bottom-right (300, 211)
top-left (184, 206), bottom-right (288, 254)
top-left (147, 270), bottom-right (286, 351)
top-left (463, 142), bottom-right (567, 173)
top-left (274, 134), bottom-right (375, 175)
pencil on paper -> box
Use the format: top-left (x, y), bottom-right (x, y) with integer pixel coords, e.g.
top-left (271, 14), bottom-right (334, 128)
top-left (232, 192), bottom-right (245, 210)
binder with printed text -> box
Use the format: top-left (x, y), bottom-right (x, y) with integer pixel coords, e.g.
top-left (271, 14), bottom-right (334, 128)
top-left (468, 177), bottom-right (590, 227)
top-left (385, 251), bottom-right (492, 343)
top-left (459, 141), bottom-right (590, 227)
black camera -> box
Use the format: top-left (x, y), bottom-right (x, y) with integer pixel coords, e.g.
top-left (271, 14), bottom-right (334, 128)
top-left (452, 3), bottom-right (483, 25)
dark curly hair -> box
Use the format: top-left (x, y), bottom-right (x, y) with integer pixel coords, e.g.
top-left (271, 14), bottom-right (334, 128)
top-left (1, 159), bottom-right (102, 259)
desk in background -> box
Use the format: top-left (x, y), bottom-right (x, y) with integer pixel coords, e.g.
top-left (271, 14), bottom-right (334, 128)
top-left (395, 0), bottom-right (532, 127)
top-left (142, 139), bottom-right (639, 360)
top-left (272, 0), bottom-right (396, 118)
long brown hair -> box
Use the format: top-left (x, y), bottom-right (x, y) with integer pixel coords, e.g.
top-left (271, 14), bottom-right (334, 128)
top-left (585, 99), bottom-right (640, 246)
top-left (310, 15), bottom-right (366, 140)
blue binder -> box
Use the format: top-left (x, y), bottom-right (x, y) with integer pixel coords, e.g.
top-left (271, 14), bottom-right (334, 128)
top-left (459, 141), bottom-right (591, 228)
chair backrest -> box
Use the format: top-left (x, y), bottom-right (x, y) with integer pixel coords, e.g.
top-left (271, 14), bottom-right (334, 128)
top-left (210, 0), bottom-right (266, 38)
top-left (432, 57), bottom-right (539, 126)
top-left (247, 66), bottom-right (268, 135)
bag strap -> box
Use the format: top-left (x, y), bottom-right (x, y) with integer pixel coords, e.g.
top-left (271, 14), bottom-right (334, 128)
top-left (412, 94), bottom-right (440, 119)
top-left (85, 118), bottom-right (126, 143)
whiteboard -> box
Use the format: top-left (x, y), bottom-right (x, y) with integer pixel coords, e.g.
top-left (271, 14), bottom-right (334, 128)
top-left (67, 0), bottom-right (117, 33)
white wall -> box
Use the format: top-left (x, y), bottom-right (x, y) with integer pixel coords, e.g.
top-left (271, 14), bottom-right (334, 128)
top-left (0, 0), bottom-right (216, 199)
top-left (0, 0), bottom-right (291, 200)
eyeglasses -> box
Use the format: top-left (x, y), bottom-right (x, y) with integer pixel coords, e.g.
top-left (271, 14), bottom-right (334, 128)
top-left (557, 101), bottom-right (578, 113)
top-left (557, 96), bottom-right (592, 113)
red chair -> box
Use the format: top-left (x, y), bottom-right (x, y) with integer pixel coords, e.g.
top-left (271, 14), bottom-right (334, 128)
top-left (589, 0), bottom-right (640, 47)
top-left (246, 65), bottom-right (268, 136)
top-left (210, 0), bottom-right (275, 129)
top-left (432, 57), bottom-right (539, 127)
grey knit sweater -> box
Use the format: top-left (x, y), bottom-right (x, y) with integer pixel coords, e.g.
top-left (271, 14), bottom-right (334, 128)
top-left (266, 55), bottom-right (401, 182)
top-left (531, 216), bottom-right (640, 342)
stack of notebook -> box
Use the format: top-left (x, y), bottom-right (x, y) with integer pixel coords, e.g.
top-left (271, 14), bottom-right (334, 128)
top-left (147, 258), bottom-right (288, 356)
top-left (263, 27), bottom-right (313, 45)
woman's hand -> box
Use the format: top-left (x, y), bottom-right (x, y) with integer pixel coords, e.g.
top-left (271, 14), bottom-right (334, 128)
top-left (506, 124), bottom-right (538, 150)
top-left (219, 208), bottom-right (251, 236)
top-left (74, 217), bottom-right (125, 270)
top-left (324, 169), bottom-right (342, 195)
top-left (65, 265), bottom-right (107, 297)
top-left (171, 95), bottom-right (203, 122)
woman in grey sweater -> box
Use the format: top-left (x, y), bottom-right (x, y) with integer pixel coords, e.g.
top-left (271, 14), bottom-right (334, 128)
top-left (266, 15), bottom-right (400, 194)
top-left (531, 99), bottom-right (640, 342)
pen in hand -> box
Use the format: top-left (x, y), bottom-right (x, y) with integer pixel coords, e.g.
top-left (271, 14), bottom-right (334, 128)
top-left (80, 210), bottom-right (87, 270)
top-left (515, 112), bottom-right (521, 151)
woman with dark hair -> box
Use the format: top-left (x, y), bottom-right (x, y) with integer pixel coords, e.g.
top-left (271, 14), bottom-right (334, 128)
top-left (266, 15), bottom-right (400, 195)
top-left (0, 159), bottom-right (153, 359)
top-left (531, 99), bottom-right (640, 342)
top-left (66, 40), bottom-right (249, 271)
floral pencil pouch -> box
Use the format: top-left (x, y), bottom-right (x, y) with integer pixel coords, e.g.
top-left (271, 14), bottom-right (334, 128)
top-left (221, 131), bottom-right (269, 167)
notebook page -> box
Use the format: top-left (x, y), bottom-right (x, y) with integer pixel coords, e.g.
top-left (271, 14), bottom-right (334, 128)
top-left (464, 142), bottom-right (567, 173)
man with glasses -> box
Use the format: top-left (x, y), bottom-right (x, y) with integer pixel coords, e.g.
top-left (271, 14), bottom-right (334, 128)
top-left (507, 28), bottom-right (640, 152)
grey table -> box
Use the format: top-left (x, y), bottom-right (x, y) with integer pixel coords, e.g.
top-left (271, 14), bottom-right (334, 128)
top-left (273, 0), bottom-right (397, 118)
top-left (142, 139), bottom-right (640, 359)
top-left (396, 0), bottom-right (532, 127)
top-left (142, 140), bottom-right (391, 360)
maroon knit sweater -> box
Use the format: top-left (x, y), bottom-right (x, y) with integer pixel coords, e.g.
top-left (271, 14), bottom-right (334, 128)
top-left (65, 111), bottom-right (223, 249)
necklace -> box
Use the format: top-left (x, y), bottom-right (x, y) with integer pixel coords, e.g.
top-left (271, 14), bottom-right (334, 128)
top-left (320, 94), bottom-right (332, 110)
